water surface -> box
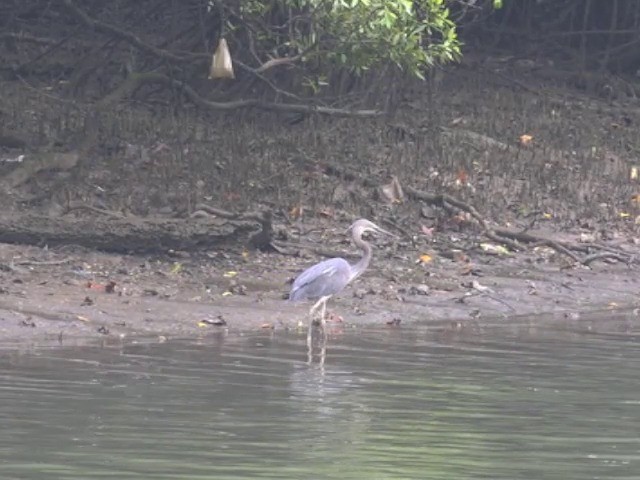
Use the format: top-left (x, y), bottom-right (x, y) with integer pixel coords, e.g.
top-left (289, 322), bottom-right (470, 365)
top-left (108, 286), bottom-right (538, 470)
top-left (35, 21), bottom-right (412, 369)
top-left (0, 319), bottom-right (638, 479)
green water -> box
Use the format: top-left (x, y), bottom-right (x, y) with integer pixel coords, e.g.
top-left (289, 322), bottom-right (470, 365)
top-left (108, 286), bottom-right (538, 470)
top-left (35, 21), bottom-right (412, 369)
top-left (0, 321), bottom-right (638, 479)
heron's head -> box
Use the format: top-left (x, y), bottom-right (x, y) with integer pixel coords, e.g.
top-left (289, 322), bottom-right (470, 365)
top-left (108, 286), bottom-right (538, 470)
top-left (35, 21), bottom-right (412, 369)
top-left (347, 219), bottom-right (394, 239)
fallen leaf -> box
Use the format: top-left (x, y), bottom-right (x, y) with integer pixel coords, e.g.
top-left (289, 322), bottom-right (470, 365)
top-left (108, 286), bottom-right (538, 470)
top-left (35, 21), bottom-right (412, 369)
top-left (459, 264), bottom-right (474, 275)
top-left (416, 253), bottom-right (433, 264)
top-left (452, 250), bottom-right (470, 263)
top-left (455, 169), bottom-right (468, 186)
top-left (86, 281), bottom-right (117, 293)
top-left (76, 315), bottom-right (90, 322)
top-left (631, 167), bottom-right (639, 181)
top-left (519, 134), bottom-right (533, 146)
top-left (421, 225), bottom-right (435, 238)
top-left (620, 212), bottom-right (631, 218)
top-left (542, 212), bottom-right (553, 219)
top-left (452, 212), bottom-right (472, 224)
top-left (381, 176), bottom-right (404, 204)
top-left (261, 322), bottom-right (274, 329)
top-left (199, 316), bottom-right (227, 326)
top-left (471, 280), bottom-right (493, 293)
top-left (222, 291), bottom-right (233, 296)
top-left (289, 205), bottom-right (303, 220)
top-left (223, 271), bottom-right (238, 278)
top-left (480, 243), bottom-right (511, 256)
top-left (409, 284), bottom-right (430, 295)
top-left (169, 262), bottom-right (183, 275)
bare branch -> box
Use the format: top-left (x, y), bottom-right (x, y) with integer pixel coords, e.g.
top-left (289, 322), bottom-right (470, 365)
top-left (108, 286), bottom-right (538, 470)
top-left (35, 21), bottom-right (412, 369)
top-left (104, 72), bottom-right (382, 117)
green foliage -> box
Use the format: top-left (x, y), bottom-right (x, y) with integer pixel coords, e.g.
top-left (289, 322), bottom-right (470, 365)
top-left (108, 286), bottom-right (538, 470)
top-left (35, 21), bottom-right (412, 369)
top-left (234, 0), bottom-right (461, 80)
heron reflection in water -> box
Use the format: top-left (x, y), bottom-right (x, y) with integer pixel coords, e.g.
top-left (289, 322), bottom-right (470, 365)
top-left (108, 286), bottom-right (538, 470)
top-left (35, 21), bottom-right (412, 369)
top-left (289, 219), bottom-right (394, 357)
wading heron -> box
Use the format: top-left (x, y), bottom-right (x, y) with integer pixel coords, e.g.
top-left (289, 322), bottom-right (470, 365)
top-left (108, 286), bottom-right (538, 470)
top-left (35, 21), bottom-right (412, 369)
top-left (289, 219), bottom-right (393, 345)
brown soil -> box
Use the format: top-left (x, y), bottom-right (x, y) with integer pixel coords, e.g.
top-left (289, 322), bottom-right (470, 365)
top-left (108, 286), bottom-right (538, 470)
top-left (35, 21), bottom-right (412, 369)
top-left (1, 225), bottom-right (638, 349)
top-left (3, 51), bottom-right (640, 346)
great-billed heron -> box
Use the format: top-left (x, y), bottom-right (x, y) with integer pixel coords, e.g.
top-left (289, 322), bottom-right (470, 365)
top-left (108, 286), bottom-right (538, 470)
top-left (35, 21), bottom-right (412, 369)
top-left (289, 219), bottom-right (393, 347)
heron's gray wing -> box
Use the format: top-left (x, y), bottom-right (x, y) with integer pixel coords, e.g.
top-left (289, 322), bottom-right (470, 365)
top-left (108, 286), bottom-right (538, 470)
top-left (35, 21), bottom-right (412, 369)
top-left (289, 257), bottom-right (351, 301)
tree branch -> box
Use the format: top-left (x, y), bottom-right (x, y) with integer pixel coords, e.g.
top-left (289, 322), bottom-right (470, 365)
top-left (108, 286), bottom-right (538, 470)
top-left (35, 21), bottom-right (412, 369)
top-left (103, 71), bottom-right (382, 117)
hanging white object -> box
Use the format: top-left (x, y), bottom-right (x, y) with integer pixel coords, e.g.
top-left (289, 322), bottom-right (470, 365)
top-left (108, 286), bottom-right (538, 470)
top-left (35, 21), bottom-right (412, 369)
top-left (209, 38), bottom-right (234, 79)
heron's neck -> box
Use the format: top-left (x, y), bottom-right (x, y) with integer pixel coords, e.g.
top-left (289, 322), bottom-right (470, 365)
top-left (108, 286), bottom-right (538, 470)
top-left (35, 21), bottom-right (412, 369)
top-left (350, 236), bottom-right (372, 282)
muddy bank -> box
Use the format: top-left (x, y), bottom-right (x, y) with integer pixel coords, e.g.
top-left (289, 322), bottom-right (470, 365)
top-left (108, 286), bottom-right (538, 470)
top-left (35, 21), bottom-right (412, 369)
top-left (1, 240), bottom-right (638, 348)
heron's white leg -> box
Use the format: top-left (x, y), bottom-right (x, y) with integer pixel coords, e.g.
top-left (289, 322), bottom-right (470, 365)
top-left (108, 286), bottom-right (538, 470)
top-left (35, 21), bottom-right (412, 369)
top-left (319, 299), bottom-right (327, 325)
top-left (308, 295), bottom-right (330, 319)
top-left (307, 295), bottom-right (330, 365)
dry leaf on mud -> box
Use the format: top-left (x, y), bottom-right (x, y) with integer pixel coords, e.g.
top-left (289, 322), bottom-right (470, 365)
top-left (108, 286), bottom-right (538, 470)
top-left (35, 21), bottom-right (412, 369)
top-left (452, 212), bottom-right (472, 224)
top-left (199, 316), bottom-right (227, 327)
top-left (471, 280), bottom-right (493, 293)
top-left (416, 253), bottom-right (433, 264)
top-left (480, 243), bottom-right (511, 256)
top-left (459, 264), bottom-right (474, 276)
top-left (289, 205), bottom-right (303, 220)
top-left (223, 271), bottom-right (238, 278)
top-left (209, 38), bottom-right (234, 79)
top-left (455, 169), bottom-right (469, 187)
top-left (631, 167), bottom-right (639, 181)
top-left (452, 250), bottom-right (470, 263)
top-left (381, 176), bottom-right (404, 204)
top-left (519, 134), bottom-right (533, 146)
top-left (169, 262), bottom-right (182, 275)
top-left (421, 225), bottom-right (435, 238)
top-left (86, 281), bottom-right (116, 293)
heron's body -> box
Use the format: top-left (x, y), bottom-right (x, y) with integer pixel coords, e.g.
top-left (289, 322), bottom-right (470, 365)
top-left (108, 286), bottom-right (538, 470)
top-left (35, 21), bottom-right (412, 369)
top-left (289, 257), bottom-right (353, 302)
top-left (289, 219), bottom-right (392, 348)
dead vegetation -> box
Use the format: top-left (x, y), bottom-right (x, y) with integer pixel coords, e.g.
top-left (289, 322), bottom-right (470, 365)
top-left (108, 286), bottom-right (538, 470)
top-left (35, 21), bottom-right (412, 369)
top-left (0, 1), bottom-right (640, 273)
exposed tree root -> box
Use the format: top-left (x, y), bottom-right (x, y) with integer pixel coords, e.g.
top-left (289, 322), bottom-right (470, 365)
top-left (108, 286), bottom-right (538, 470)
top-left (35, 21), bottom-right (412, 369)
top-left (406, 185), bottom-right (638, 267)
top-left (191, 204), bottom-right (273, 251)
top-left (0, 212), bottom-right (267, 254)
